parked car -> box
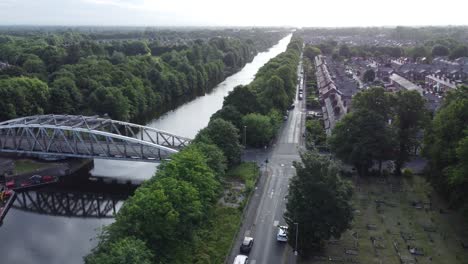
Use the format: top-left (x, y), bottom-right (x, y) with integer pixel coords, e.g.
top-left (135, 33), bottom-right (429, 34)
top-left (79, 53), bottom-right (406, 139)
top-left (29, 175), bottom-right (42, 184)
top-left (5, 180), bottom-right (15, 189)
top-left (288, 103), bottom-right (295, 110)
top-left (41, 175), bottom-right (55, 182)
top-left (233, 255), bottom-right (249, 264)
top-left (277, 225), bottom-right (288, 242)
top-left (240, 236), bottom-right (254, 254)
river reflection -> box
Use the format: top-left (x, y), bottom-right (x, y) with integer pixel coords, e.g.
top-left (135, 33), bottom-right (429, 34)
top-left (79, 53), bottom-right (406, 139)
top-left (0, 33), bottom-right (292, 264)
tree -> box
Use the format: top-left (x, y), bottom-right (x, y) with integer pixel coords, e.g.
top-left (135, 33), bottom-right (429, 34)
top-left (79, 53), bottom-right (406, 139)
top-left (259, 75), bottom-right (289, 111)
top-left (89, 86), bottom-right (130, 121)
top-left (338, 44), bottom-right (351, 58)
top-left (284, 152), bottom-right (353, 255)
top-left (210, 105), bottom-right (243, 130)
top-left (393, 90), bottom-right (427, 174)
top-left (189, 142), bottom-right (227, 179)
top-left (329, 109), bottom-right (395, 176)
top-left (431, 45), bottom-right (450, 57)
top-left (242, 113), bottom-right (274, 147)
top-left (122, 41), bottom-right (150, 56)
top-left (306, 119), bottom-right (326, 147)
top-left (352, 87), bottom-right (392, 120)
top-left (362, 69), bottom-right (375, 83)
top-left (304, 45), bottom-right (321, 61)
top-left (85, 237), bottom-right (154, 264)
top-left (49, 77), bottom-right (82, 114)
top-left (223, 85), bottom-right (260, 114)
top-left (423, 86), bottom-right (468, 207)
top-left (195, 118), bottom-right (242, 166)
top-left (449, 45), bottom-right (468, 60)
top-left (158, 147), bottom-right (220, 211)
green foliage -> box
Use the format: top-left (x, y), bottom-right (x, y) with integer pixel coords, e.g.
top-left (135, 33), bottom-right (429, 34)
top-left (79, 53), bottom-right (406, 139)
top-left (226, 162), bottom-right (259, 194)
top-left (304, 45), bottom-right (321, 61)
top-left (431, 44), bottom-right (450, 57)
top-left (393, 90), bottom-right (427, 174)
top-left (305, 119), bottom-right (326, 147)
top-left (285, 152), bottom-right (353, 255)
top-left (158, 147), bottom-right (221, 211)
top-left (449, 45), bottom-right (468, 60)
top-left (223, 85), bottom-right (260, 115)
top-left (329, 109), bottom-right (396, 176)
top-left (423, 86), bottom-right (468, 207)
top-left (189, 142), bottom-right (227, 179)
top-left (402, 168), bottom-right (413, 178)
top-left (363, 69), bottom-right (375, 83)
top-left (196, 118), bottom-right (242, 167)
top-left (242, 113), bottom-right (275, 147)
top-left (0, 30), bottom-right (287, 123)
top-left (0, 77), bottom-right (49, 120)
top-left (330, 87), bottom-right (427, 176)
top-left (85, 237), bottom-right (153, 264)
top-left (211, 104), bottom-right (243, 130)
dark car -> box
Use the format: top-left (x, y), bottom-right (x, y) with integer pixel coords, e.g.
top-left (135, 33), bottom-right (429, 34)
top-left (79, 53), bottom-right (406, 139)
top-left (287, 104), bottom-right (295, 110)
top-left (240, 236), bottom-right (254, 254)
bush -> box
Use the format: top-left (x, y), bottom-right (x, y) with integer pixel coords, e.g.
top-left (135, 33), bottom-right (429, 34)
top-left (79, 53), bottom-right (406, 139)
top-left (402, 168), bottom-right (413, 178)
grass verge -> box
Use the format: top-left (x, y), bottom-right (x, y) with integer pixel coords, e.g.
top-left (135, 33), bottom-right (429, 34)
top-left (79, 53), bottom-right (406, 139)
top-left (193, 162), bottom-right (259, 263)
top-left (14, 159), bottom-right (52, 174)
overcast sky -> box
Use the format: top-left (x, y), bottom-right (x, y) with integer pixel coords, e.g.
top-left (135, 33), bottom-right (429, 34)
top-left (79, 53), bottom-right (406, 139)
top-left (0, 0), bottom-right (467, 27)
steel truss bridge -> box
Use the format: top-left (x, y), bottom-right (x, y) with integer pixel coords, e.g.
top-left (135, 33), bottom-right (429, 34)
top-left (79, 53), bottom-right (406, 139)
top-left (0, 115), bottom-right (192, 162)
top-left (13, 190), bottom-right (125, 218)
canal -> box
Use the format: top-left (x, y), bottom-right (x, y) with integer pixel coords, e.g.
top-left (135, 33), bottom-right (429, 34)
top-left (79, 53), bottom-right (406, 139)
top-left (0, 34), bottom-right (292, 264)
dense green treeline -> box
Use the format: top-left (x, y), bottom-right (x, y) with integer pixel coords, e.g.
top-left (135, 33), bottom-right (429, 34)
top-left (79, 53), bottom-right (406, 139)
top-left (0, 29), bottom-right (287, 122)
top-left (211, 37), bottom-right (303, 147)
top-left (423, 86), bottom-right (468, 216)
top-left (85, 37), bottom-right (302, 263)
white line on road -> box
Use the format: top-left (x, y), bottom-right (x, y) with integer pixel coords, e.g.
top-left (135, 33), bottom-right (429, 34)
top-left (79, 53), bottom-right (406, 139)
top-left (273, 220), bottom-right (279, 227)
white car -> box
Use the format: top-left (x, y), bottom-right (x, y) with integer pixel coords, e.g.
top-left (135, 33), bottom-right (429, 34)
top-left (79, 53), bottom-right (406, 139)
top-left (233, 254), bottom-right (249, 264)
top-left (277, 225), bottom-right (288, 242)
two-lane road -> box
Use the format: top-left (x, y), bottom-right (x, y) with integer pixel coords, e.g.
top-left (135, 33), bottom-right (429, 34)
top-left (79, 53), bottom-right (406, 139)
top-left (228, 55), bottom-right (306, 264)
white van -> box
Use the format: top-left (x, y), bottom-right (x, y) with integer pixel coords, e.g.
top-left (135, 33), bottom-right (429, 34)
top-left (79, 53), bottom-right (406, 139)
top-left (233, 254), bottom-right (249, 264)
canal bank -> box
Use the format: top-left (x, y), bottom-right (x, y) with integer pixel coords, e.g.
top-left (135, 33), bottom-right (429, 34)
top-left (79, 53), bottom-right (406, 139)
top-left (0, 33), bottom-right (292, 264)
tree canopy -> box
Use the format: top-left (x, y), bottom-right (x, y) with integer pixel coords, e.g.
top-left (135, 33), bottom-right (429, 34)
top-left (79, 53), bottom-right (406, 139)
top-left (285, 152), bottom-right (353, 255)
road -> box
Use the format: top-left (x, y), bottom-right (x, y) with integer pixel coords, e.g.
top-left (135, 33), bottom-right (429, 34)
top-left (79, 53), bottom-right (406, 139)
top-left (228, 54), bottom-right (306, 264)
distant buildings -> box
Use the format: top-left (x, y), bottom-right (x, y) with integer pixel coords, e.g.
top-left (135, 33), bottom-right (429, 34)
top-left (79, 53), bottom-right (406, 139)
top-left (315, 55), bottom-right (357, 135)
top-left (389, 73), bottom-right (423, 95)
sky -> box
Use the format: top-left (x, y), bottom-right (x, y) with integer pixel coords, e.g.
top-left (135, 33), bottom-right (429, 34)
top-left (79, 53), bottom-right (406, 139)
top-left (0, 0), bottom-right (467, 27)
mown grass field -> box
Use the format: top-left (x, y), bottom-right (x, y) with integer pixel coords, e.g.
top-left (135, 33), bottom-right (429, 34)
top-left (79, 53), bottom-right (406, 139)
top-left (301, 175), bottom-right (468, 264)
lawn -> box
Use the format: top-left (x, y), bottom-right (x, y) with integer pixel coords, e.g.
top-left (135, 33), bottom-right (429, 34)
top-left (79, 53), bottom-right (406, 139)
top-left (14, 159), bottom-right (53, 174)
top-left (300, 175), bottom-right (468, 264)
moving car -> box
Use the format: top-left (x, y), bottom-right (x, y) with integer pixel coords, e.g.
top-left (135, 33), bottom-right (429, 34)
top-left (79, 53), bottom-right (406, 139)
top-left (240, 236), bottom-right (254, 254)
top-left (233, 254), bottom-right (249, 264)
top-left (277, 225), bottom-right (288, 242)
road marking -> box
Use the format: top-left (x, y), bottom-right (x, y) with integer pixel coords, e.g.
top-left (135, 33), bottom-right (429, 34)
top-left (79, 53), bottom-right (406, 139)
top-left (274, 220), bottom-right (279, 227)
top-left (281, 164), bottom-right (284, 167)
top-left (270, 189), bottom-right (274, 198)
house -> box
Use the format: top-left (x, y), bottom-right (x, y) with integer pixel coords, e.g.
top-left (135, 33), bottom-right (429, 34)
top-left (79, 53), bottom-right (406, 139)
top-left (389, 73), bottom-right (423, 95)
top-left (425, 74), bottom-right (457, 93)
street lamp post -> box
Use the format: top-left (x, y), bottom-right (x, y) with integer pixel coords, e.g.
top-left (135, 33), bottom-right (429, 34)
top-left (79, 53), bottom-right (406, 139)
top-left (294, 222), bottom-right (299, 256)
top-left (243, 125), bottom-right (247, 146)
